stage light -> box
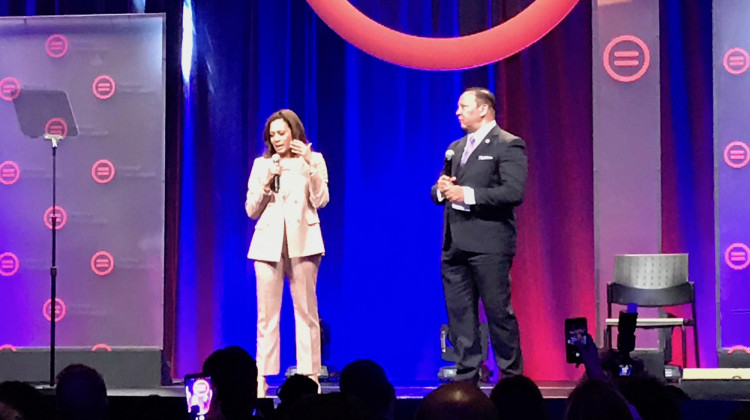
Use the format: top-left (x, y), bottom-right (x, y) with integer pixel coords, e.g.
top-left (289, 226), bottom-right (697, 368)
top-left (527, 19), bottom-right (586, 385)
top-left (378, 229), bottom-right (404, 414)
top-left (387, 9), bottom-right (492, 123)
top-left (132, 0), bottom-right (146, 13)
top-left (181, 0), bottom-right (195, 83)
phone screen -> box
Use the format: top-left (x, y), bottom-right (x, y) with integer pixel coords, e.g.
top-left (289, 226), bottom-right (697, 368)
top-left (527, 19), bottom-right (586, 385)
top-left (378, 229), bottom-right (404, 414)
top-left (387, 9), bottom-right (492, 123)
top-left (565, 317), bottom-right (588, 364)
top-left (185, 374), bottom-right (213, 419)
top-left (618, 363), bottom-right (633, 376)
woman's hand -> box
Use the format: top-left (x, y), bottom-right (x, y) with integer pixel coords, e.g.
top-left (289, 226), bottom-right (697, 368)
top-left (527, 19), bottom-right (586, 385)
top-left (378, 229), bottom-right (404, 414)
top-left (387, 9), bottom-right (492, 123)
top-left (290, 140), bottom-right (312, 164)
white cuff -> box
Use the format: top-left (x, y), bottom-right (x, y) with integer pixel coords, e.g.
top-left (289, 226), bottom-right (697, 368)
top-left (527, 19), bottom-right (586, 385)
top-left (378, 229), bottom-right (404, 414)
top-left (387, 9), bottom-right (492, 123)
top-left (462, 186), bottom-right (475, 205)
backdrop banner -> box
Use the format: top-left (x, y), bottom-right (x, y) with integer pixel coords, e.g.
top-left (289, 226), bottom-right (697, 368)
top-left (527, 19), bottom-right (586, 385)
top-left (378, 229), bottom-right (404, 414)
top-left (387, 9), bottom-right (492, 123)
top-left (0, 14), bottom-right (166, 351)
top-left (593, 0), bottom-right (662, 351)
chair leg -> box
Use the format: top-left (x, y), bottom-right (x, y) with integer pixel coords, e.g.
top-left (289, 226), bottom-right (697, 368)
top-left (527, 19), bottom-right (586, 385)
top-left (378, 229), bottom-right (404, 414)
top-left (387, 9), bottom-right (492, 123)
top-left (605, 326), bottom-right (612, 350)
top-left (681, 325), bottom-right (687, 368)
top-left (693, 324), bottom-right (700, 368)
top-left (692, 300), bottom-right (700, 368)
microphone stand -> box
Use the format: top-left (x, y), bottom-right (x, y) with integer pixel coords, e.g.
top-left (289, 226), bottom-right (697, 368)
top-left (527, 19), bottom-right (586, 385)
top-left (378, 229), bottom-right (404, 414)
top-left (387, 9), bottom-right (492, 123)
top-left (44, 133), bottom-right (63, 387)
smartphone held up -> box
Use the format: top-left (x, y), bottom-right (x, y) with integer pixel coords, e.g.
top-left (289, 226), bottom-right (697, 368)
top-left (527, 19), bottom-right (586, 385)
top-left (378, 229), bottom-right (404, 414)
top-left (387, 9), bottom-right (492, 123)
top-left (565, 317), bottom-right (588, 364)
top-left (185, 374), bottom-right (213, 420)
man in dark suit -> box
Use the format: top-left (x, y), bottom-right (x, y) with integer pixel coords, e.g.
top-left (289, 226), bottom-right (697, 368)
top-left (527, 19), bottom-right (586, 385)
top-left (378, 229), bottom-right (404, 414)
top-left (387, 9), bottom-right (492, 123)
top-left (431, 87), bottom-right (527, 383)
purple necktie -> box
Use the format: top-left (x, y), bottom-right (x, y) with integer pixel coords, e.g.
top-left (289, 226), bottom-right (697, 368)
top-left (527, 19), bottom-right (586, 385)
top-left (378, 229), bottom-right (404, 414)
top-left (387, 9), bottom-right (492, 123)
top-left (460, 135), bottom-right (476, 165)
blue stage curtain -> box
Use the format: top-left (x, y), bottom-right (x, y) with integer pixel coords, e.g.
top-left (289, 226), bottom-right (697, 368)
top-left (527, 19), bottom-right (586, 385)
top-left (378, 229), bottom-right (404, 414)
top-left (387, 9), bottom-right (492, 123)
top-left (176, 0), bottom-right (597, 381)
top-left (660, 0), bottom-right (715, 368)
top-left (177, 0), bottom-right (716, 380)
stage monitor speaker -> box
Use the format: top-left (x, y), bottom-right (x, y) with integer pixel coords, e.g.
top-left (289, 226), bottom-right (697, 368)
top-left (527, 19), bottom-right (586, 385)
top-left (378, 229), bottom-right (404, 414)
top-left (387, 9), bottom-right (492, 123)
top-left (284, 365), bottom-right (330, 381)
top-left (718, 348), bottom-right (750, 368)
top-left (631, 349), bottom-right (666, 379)
top-left (0, 346), bottom-right (162, 388)
top-left (681, 368), bottom-right (750, 400)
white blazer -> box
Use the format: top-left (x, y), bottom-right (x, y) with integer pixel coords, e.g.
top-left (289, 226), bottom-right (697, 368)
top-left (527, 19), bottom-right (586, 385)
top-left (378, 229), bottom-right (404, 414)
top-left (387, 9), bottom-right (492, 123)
top-left (246, 152), bottom-right (329, 262)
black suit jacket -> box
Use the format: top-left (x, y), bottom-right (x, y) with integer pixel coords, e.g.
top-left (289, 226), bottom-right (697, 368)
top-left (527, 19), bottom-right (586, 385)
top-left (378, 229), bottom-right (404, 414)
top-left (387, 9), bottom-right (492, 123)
top-left (431, 125), bottom-right (528, 256)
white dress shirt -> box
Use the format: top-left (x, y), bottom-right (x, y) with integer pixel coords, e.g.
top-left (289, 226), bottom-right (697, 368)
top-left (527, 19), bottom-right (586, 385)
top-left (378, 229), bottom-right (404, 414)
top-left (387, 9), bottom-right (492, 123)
top-left (439, 121), bottom-right (497, 211)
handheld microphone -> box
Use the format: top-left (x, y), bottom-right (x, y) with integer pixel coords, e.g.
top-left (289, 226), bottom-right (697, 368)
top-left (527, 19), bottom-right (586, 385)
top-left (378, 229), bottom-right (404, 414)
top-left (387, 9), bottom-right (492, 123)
top-left (271, 154), bottom-right (280, 193)
top-left (443, 149), bottom-right (455, 177)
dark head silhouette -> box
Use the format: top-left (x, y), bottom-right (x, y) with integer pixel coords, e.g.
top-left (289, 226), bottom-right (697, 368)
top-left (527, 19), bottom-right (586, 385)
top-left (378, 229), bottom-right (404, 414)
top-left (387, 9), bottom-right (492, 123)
top-left (202, 346), bottom-right (258, 420)
top-left (340, 359), bottom-right (395, 419)
top-left (56, 364), bottom-right (109, 420)
top-left (490, 375), bottom-right (549, 420)
top-left (0, 381), bottom-right (53, 420)
top-left (274, 374), bottom-right (319, 420)
top-left (416, 382), bottom-right (497, 420)
top-left (615, 373), bottom-right (681, 420)
top-left (565, 379), bottom-right (633, 420)
top-left (286, 392), bottom-right (371, 420)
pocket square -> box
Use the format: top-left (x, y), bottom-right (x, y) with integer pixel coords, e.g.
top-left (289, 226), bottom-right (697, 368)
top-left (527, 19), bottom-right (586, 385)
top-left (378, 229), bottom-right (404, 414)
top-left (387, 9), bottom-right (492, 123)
top-left (477, 155), bottom-right (494, 160)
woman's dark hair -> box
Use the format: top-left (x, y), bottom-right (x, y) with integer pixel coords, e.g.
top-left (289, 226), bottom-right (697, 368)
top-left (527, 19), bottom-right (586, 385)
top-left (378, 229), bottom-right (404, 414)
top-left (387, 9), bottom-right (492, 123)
top-left (262, 109), bottom-right (308, 158)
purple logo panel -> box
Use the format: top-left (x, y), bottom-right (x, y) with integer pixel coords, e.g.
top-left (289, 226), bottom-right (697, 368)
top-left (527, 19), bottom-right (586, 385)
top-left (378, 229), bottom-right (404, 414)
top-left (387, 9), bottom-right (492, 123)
top-left (715, 2), bottom-right (750, 349)
top-left (0, 15), bottom-right (165, 348)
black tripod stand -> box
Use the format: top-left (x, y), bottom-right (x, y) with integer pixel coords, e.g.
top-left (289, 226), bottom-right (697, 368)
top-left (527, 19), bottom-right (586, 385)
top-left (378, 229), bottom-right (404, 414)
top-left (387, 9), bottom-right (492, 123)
top-left (13, 89), bottom-right (78, 386)
top-left (45, 133), bottom-right (63, 386)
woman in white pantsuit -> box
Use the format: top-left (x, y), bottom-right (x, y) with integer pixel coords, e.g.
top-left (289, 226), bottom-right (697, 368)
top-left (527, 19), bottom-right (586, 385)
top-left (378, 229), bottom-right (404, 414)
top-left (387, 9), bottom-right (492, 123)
top-left (245, 109), bottom-right (329, 398)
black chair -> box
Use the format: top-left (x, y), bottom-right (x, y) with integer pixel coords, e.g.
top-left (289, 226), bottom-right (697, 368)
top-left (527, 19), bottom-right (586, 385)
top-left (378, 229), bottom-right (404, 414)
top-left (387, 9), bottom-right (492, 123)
top-left (605, 253), bottom-right (699, 368)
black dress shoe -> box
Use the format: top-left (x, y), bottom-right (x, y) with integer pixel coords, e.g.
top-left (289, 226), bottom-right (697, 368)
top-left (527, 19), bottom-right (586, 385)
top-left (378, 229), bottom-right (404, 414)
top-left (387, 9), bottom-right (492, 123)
top-left (454, 367), bottom-right (479, 387)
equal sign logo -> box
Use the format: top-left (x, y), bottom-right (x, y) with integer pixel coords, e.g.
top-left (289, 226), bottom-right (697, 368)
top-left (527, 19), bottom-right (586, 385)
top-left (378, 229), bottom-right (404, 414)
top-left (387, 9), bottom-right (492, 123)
top-left (725, 243), bottom-right (750, 271)
top-left (91, 251), bottom-right (115, 276)
top-left (45, 34), bottom-right (69, 58)
top-left (723, 48), bottom-right (750, 75)
top-left (0, 161), bottom-right (20, 186)
top-left (0, 252), bottom-right (20, 277)
top-left (0, 77), bottom-right (21, 102)
top-left (45, 118), bottom-right (68, 139)
top-left (724, 141), bottom-right (750, 169)
top-left (91, 343), bottom-right (112, 352)
top-left (603, 35), bottom-right (651, 83)
top-left (91, 159), bottom-right (116, 184)
top-left (613, 50), bottom-right (640, 67)
top-left (92, 75), bottom-right (116, 100)
top-left (728, 345), bottom-right (750, 355)
top-left (193, 379), bottom-right (211, 397)
top-left (43, 298), bottom-right (66, 322)
top-left (43, 206), bottom-right (68, 230)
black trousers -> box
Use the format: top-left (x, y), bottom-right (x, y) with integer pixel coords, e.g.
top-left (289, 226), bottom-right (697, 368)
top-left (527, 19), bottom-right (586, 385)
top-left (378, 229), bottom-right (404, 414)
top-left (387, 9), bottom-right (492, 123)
top-left (441, 242), bottom-right (523, 380)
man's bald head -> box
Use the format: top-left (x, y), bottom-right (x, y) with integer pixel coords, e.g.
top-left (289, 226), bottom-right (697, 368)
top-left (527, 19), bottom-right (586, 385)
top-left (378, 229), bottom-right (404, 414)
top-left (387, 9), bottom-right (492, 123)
top-left (416, 382), bottom-right (497, 420)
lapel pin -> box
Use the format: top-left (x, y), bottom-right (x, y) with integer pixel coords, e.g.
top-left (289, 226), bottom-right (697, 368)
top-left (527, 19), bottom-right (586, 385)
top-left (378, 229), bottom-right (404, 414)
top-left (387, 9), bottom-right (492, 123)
top-left (485, 139), bottom-right (490, 144)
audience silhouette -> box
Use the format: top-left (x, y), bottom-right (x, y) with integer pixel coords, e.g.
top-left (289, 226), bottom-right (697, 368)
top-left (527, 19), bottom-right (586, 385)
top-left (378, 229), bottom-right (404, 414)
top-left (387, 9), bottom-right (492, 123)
top-left (273, 374), bottom-right (318, 420)
top-left (490, 374), bottom-right (549, 420)
top-left (202, 346), bottom-right (260, 420)
top-left (339, 359), bottom-right (396, 420)
top-left (286, 392), bottom-right (371, 420)
top-left (415, 382), bottom-right (497, 420)
top-left (0, 381), bottom-right (52, 420)
top-left (564, 379), bottom-right (634, 420)
top-left (56, 364), bottom-right (109, 420)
